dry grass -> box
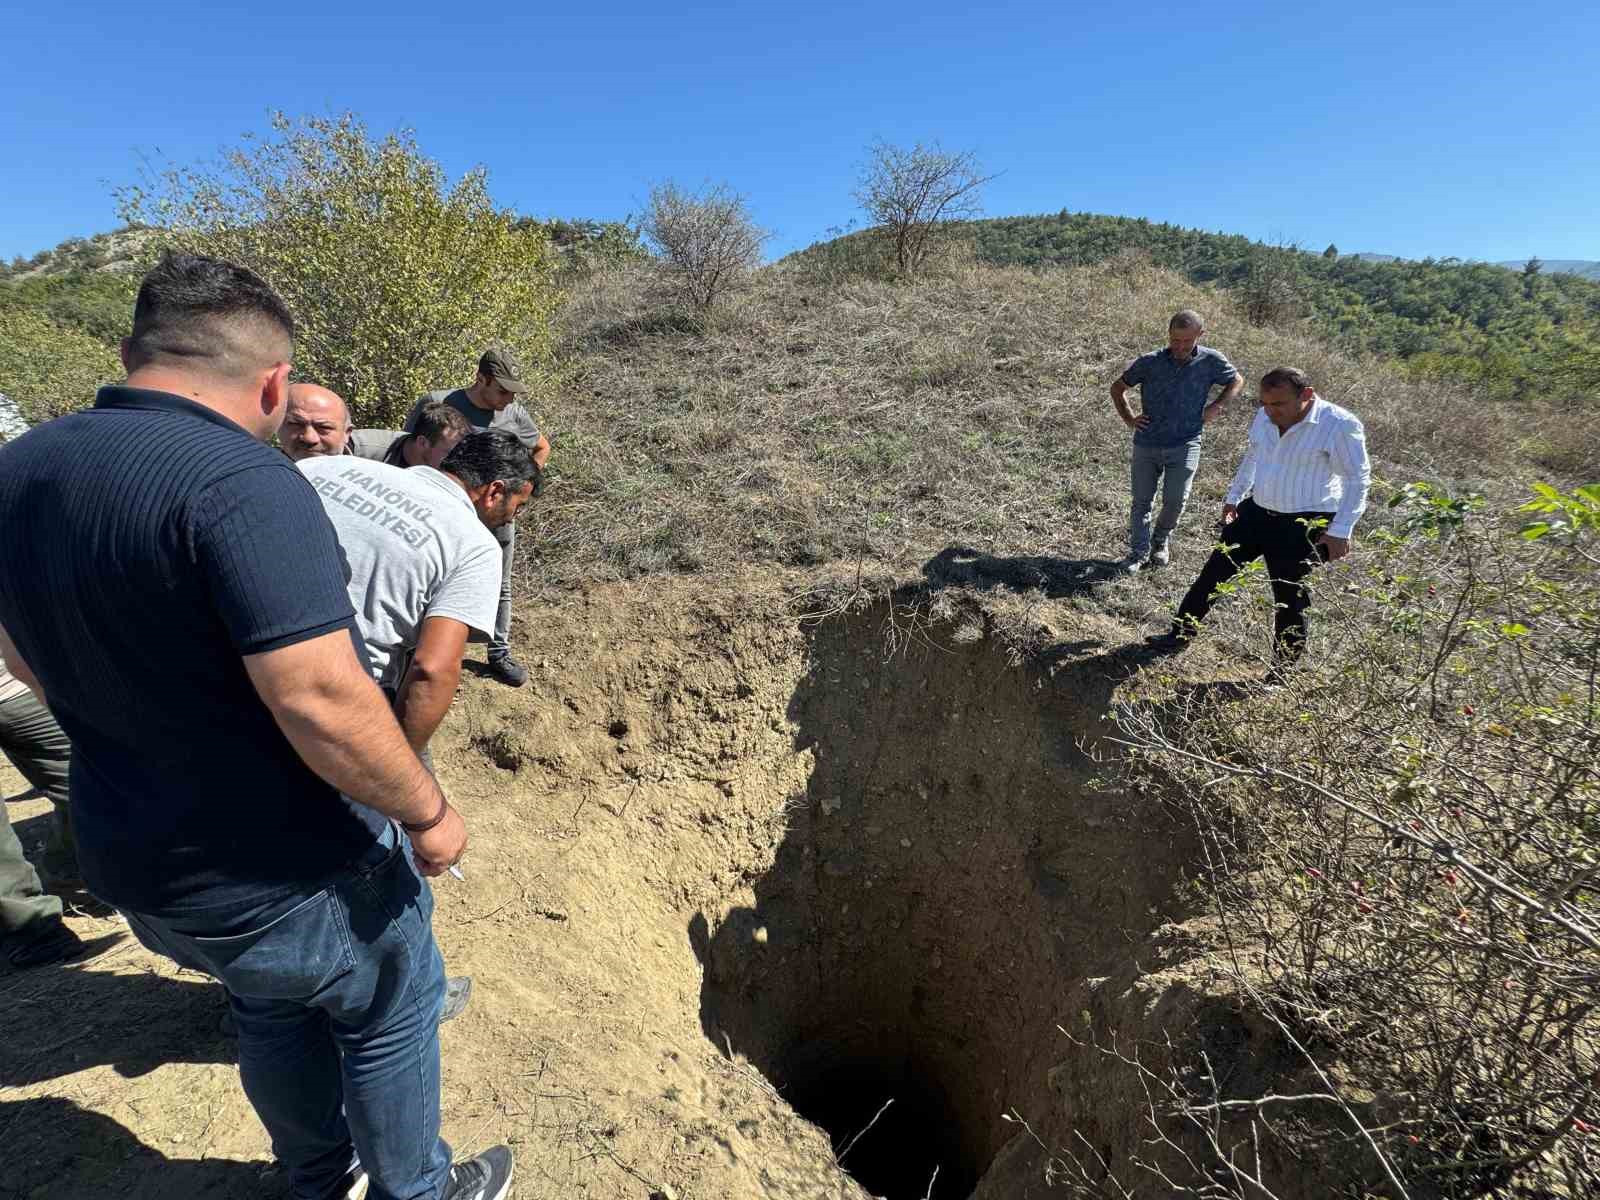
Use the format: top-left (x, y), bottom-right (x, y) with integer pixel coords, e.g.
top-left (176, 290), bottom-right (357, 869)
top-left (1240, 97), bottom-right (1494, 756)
top-left (520, 254), bottom-right (1585, 602)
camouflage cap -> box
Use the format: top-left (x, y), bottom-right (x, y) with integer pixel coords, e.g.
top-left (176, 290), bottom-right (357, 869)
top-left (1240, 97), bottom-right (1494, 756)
top-left (477, 347), bottom-right (529, 395)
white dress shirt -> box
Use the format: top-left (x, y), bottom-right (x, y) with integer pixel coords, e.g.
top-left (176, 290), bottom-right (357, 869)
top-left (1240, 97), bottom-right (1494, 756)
top-left (1225, 395), bottom-right (1371, 538)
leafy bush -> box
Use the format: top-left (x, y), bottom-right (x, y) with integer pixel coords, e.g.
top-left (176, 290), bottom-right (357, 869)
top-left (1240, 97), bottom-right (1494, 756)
top-left (117, 112), bottom-right (562, 428)
top-left (0, 304), bottom-right (123, 424)
top-left (1104, 481), bottom-right (1600, 1197)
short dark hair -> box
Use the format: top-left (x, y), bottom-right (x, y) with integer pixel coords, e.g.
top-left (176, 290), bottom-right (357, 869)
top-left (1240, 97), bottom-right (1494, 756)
top-left (126, 251), bottom-right (296, 380)
top-left (440, 429), bottom-right (541, 495)
top-left (411, 401), bottom-right (471, 444)
top-left (1169, 309), bottom-right (1204, 332)
top-left (1260, 366), bottom-right (1312, 393)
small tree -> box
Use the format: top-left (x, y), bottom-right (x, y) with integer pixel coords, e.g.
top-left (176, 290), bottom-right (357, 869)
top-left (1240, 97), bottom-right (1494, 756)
top-left (118, 113), bottom-right (562, 428)
top-left (854, 140), bottom-right (995, 277)
top-left (640, 182), bottom-right (766, 309)
top-left (1323, 242), bottom-right (1339, 258)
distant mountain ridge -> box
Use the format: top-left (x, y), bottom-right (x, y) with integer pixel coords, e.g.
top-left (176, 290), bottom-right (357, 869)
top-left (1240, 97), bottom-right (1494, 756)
top-left (1352, 251), bottom-right (1600, 280)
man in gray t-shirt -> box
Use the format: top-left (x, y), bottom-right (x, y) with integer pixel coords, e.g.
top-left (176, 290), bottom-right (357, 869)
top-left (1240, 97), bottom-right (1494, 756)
top-left (299, 430), bottom-right (539, 756)
top-left (351, 399), bottom-right (471, 469)
top-left (406, 348), bottom-right (550, 689)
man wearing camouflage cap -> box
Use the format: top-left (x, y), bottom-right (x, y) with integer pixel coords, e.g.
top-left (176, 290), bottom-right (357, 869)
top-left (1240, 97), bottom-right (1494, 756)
top-left (406, 349), bottom-right (550, 687)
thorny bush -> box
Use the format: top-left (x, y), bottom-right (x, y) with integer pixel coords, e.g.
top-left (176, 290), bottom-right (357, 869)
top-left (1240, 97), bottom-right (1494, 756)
top-left (1100, 482), bottom-right (1600, 1198)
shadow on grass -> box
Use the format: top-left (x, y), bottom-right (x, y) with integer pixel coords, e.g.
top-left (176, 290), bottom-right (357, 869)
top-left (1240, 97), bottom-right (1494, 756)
top-left (921, 545), bottom-right (1124, 598)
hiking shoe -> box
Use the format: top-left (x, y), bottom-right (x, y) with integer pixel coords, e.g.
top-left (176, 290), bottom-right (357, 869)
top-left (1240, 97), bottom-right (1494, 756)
top-left (1262, 660), bottom-right (1304, 691)
top-left (1148, 542), bottom-right (1171, 568)
top-left (486, 654), bottom-right (527, 688)
top-left (441, 975), bottom-right (473, 1023)
top-left (1145, 627), bottom-right (1194, 653)
top-left (1119, 553), bottom-right (1146, 575)
top-left (6, 917), bottom-right (86, 969)
top-left (444, 1144), bottom-right (514, 1200)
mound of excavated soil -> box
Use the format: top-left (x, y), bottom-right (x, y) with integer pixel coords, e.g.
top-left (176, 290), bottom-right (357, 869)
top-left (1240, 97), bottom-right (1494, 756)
top-left (3, 571), bottom-right (1290, 1200)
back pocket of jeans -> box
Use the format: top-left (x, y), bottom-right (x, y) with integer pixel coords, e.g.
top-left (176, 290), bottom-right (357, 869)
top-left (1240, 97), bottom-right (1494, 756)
top-left (191, 889), bottom-right (355, 1000)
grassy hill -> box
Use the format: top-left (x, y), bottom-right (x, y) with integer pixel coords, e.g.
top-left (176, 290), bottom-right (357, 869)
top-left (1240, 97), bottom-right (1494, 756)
top-left (794, 213), bottom-right (1600, 405)
top-left (526, 252), bottom-right (1587, 598)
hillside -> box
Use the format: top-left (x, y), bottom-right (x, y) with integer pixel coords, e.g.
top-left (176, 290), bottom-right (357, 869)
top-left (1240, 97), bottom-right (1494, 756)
top-left (4, 219), bottom-right (1598, 1200)
top-left (800, 212), bottom-right (1600, 403)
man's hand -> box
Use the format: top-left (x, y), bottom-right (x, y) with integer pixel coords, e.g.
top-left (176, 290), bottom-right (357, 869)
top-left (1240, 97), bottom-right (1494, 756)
top-left (1318, 533), bottom-right (1350, 561)
top-left (1126, 411), bottom-right (1151, 431)
top-left (409, 803), bottom-right (468, 877)
top-left (1201, 401), bottom-right (1224, 426)
top-left (1221, 503), bottom-right (1239, 525)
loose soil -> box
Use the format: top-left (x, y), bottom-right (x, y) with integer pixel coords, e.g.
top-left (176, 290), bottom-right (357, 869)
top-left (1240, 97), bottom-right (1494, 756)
top-left (1, 569), bottom-right (1276, 1200)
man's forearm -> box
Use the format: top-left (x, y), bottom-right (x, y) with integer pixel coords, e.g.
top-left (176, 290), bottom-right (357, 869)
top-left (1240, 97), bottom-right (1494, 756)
top-left (393, 659), bottom-right (461, 754)
top-left (1110, 381), bottom-right (1135, 424)
top-left (246, 633), bottom-right (442, 826)
top-left (1204, 379), bottom-right (1243, 421)
top-left (273, 682), bottom-right (441, 825)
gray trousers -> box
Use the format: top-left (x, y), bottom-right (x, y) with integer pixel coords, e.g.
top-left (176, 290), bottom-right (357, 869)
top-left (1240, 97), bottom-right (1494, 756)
top-left (490, 522), bottom-right (514, 659)
top-left (1129, 437), bottom-right (1203, 557)
top-left (0, 690), bottom-right (74, 934)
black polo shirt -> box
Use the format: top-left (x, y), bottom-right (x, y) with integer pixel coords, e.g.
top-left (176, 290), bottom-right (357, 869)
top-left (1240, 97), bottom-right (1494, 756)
top-left (0, 386), bottom-right (385, 915)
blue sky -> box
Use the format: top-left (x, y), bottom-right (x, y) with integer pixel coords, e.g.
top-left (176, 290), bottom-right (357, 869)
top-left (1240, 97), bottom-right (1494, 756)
top-left (1, 1), bottom-right (1593, 264)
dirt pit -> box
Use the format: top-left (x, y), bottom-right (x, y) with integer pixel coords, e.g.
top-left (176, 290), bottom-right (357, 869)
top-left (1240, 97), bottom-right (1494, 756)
top-left (691, 602), bottom-right (1195, 1199)
top-left (4, 573), bottom-right (1236, 1200)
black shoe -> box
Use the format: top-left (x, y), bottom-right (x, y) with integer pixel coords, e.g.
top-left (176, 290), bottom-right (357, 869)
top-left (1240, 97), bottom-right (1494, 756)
top-left (444, 1145), bottom-right (514, 1200)
top-left (486, 654), bottom-right (527, 688)
top-left (441, 975), bottom-right (473, 1023)
top-left (1145, 627), bottom-right (1193, 652)
top-left (1262, 660), bottom-right (1303, 690)
top-left (6, 917), bottom-right (86, 968)
top-left (337, 1167), bottom-right (370, 1200)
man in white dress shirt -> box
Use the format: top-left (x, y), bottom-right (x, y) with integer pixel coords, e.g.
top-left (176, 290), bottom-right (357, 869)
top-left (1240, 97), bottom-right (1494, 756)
top-left (1149, 367), bottom-right (1371, 665)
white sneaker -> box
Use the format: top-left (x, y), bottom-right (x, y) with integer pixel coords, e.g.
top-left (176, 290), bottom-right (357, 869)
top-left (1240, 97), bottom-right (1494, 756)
top-left (341, 1169), bottom-right (370, 1200)
top-left (1149, 543), bottom-right (1171, 568)
top-left (1120, 553), bottom-right (1146, 574)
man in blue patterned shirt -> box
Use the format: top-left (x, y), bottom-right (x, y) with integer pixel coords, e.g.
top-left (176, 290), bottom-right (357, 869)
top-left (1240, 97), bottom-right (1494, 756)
top-left (1110, 310), bottom-right (1243, 572)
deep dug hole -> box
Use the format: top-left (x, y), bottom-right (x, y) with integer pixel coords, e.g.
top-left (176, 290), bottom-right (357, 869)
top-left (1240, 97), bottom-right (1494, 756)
top-left (693, 603), bottom-right (1199, 1199)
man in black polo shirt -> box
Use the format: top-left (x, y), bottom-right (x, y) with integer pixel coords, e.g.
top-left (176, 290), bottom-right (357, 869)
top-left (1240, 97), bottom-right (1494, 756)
top-left (0, 253), bottom-right (512, 1200)
top-left (406, 349), bottom-right (550, 688)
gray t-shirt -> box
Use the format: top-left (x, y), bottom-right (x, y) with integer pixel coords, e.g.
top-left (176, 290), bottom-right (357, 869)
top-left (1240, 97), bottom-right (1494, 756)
top-left (298, 458), bottom-right (501, 687)
top-left (348, 428), bottom-right (406, 465)
top-left (406, 389), bottom-right (541, 450)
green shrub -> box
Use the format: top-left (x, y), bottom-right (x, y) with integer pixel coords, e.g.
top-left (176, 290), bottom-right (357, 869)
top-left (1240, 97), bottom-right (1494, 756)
top-left (118, 112), bottom-right (563, 429)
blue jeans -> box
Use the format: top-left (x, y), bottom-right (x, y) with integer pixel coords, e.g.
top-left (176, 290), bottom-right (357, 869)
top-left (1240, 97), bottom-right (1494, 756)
top-left (123, 822), bottom-right (451, 1200)
top-left (1129, 438), bottom-right (1203, 557)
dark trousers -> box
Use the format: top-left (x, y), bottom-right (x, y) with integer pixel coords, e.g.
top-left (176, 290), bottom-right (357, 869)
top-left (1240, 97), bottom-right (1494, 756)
top-left (490, 522), bottom-right (514, 660)
top-left (1174, 498), bottom-right (1334, 661)
top-left (1, 690), bottom-right (76, 934)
